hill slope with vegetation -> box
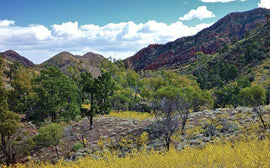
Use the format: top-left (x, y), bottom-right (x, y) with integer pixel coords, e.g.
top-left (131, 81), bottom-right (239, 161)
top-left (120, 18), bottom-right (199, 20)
top-left (0, 8), bottom-right (270, 168)
top-left (124, 8), bottom-right (270, 71)
top-left (39, 51), bottom-right (105, 77)
top-left (0, 50), bottom-right (34, 67)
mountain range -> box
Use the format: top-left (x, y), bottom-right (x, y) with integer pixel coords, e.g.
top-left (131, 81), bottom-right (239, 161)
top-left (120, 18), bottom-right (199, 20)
top-left (1, 8), bottom-right (270, 76)
top-left (124, 8), bottom-right (270, 71)
top-left (40, 51), bottom-right (105, 77)
top-left (0, 50), bottom-right (105, 77)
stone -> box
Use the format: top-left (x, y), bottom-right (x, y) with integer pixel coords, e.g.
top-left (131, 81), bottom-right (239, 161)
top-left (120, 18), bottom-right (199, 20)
top-left (189, 140), bottom-right (201, 146)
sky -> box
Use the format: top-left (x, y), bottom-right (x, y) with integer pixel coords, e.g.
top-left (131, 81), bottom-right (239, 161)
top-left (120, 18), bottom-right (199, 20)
top-left (0, 0), bottom-right (269, 63)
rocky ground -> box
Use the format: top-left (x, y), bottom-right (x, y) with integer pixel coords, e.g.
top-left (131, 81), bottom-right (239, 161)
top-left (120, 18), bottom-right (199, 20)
top-left (15, 106), bottom-right (270, 163)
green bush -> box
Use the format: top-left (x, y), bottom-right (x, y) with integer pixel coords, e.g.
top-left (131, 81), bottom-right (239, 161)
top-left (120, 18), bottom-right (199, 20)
top-left (72, 143), bottom-right (84, 151)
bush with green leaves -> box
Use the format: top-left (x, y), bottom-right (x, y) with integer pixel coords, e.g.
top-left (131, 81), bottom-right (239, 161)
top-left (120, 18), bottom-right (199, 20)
top-left (72, 143), bottom-right (84, 151)
top-left (34, 123), bottom-right (64, 158)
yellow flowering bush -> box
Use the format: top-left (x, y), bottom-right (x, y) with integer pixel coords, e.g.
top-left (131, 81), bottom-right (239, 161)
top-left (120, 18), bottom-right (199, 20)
top-left (3, 137), bottom-right (270, 168)
top-left (102, 111), bottom-right (153, 120)
top-left (186, 126), bottom-right (204, 140)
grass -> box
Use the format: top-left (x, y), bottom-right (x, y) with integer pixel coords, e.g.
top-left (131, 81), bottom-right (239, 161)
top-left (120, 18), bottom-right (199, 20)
top-left (4, 136), bottom-right (270, 168)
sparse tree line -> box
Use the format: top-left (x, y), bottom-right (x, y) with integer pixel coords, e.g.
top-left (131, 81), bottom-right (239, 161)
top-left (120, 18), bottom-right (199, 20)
top-left (0, 56), bottom-right (269, 165)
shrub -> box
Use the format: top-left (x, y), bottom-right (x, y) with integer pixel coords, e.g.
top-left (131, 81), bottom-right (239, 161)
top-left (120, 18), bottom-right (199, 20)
top-left (72, 143), bottom-right (84, 151)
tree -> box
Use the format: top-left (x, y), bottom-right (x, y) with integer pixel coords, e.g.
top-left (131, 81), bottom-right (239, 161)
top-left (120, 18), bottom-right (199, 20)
top-left (0, 76), bottom-right (20, 165)
top-left (95, 71), bottom-right (115, 114)
top-left (4, 61), bottom-right (21, 83)
top-left (126, 70), bottom-right (143, 110)
top-left (33, 66), bottom-right (80, 121)
top-left (225, 65), bottom-right (238, 81)
top-left (245, 47), bottom-right (255, 63)
top-left (214, 82), bottom-right (240, 108)
top-left (240, 85), bottom-right (267, 130)
top-left (237, 76), bottom-right (251, 89)
top-left (80, 71), bottom-right (115, 130)
top-left (9, 66), bottom-right (35, 120)
top-left (111, 91), bottom-right (130, 112)
top-left (155, 85), bottom-right (181, 150)
top-left (184, 87), bottom-right (213, 112)
top-left (155, 84), bottom-right (213, 149)
top-left (34, 123), bottom-right (64, 158)
top-left (80, 71), bottom-right (96, 130)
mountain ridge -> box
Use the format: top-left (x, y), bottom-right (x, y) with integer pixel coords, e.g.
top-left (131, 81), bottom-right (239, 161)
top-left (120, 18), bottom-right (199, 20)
top-left (124, 8), bottom-right (270, 71)
top-left (39, 51), bottom-right (105, 77)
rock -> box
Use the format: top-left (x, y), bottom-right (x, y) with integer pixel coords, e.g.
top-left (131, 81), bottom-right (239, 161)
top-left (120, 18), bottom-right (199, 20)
top-left (189, 140), bottom-right (201, 146)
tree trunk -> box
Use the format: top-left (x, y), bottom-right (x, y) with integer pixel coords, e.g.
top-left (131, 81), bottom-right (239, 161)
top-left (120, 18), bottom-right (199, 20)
top-left (181, 119), bottom-right (187, 135)
top-left (259, 114), bottom-right (267, 130)
top-left (254, 106), bottom-right (267, 131)
top-left (55, 144), bottom-right (60, 159)
top-left (1, 134), bottom-right (16, 166)
top-left (165, 136), bottom-right (170, 151)
top-left (89, 116), bottom-right (93, 130)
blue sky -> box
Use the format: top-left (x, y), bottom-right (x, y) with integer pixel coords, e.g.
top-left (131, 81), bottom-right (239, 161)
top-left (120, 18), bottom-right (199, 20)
top-left (0, 0), bottom-right (269, 63)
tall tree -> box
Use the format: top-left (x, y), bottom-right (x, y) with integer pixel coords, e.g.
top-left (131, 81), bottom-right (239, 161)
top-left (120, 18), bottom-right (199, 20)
top-left (33, 66), bottom-right (80, 121)
top-left (9, 66), bottom-right (36, 120)
top-left (80, 71), bottom-right (115, 130)
top-left (0, 72), bottom-right (20, 165)
top-left (155, 85), bottom-right (181, 150)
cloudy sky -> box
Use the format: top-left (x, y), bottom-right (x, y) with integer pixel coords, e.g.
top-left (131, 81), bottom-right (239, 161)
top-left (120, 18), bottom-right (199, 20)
top-left (0, 0), bottom-right (269, 63)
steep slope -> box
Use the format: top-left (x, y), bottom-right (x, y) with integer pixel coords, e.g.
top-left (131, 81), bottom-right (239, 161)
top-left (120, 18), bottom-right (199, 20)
top-left (39, 51), bottom-right (105, 77)
top-left (179, 21), bottom-right (270, 89)
top-left (0, 50), bottom-right (34, 67)
top-left (125, 8), bottom-right (270, 71)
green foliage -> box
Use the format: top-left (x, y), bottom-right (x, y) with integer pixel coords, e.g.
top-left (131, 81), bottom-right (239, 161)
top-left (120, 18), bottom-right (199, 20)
top-left (35, 123), bottom-right (64, 147)
top-left (237, 76), bottom-right (251, 89)
top-left (239, 85), bottom-right (266, 106)
top-left (155, 85), bottom-right (180, 99)
top-left (0, 78), bottom-right (20, 165)
top-left (33, 66), bottom-right (80, 121)
top-left (80, 70), bottom-right (115, 129)
top-left (34, 123), bottom-right (64, 158)
top-left (8, 66), bottom-right (36, 120)
top-left (18, 138), bottom-right (36, 156)
top-left (72, 143), bottom-right (84, 151)
top-left (214, 82), bottom-right (240, 108)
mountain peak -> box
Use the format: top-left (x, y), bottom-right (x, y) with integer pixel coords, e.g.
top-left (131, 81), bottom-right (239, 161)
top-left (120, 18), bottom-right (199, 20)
top-left (40, 51), bottom-right (105, 77)
top-left (1, 50), bottom-right (34, 67)
top-left (57, 51), bottom-right (73, 56)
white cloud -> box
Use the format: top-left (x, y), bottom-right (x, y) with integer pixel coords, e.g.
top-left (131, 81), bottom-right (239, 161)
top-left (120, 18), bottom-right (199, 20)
top-left (0, 19), bottom-right (213, 63)
top-left (0, 19), bottom-right (15, 26)
top-left (201, 0), bottom-right (236, 2)
top-left (51, 22), bottom-right (83, 37)
top-left (258, 0), bottom-right (270, 9)
top-left (30, 25), bottom-right (51, 40)
top-left (201, 0), bottom-right (246, 2)
top-left (179, 6), bottom-right (215, 21)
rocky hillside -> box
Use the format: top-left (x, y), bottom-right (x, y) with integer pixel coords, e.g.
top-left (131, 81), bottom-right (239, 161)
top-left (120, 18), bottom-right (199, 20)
top-left (0, 50), bottom-right (34, 67)
top-left (124, 8), bottom-right (270, 71)
top-left (177, 20), bottom-right (270, 90)
top-left (39, 51), bottom-right (105, 77)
